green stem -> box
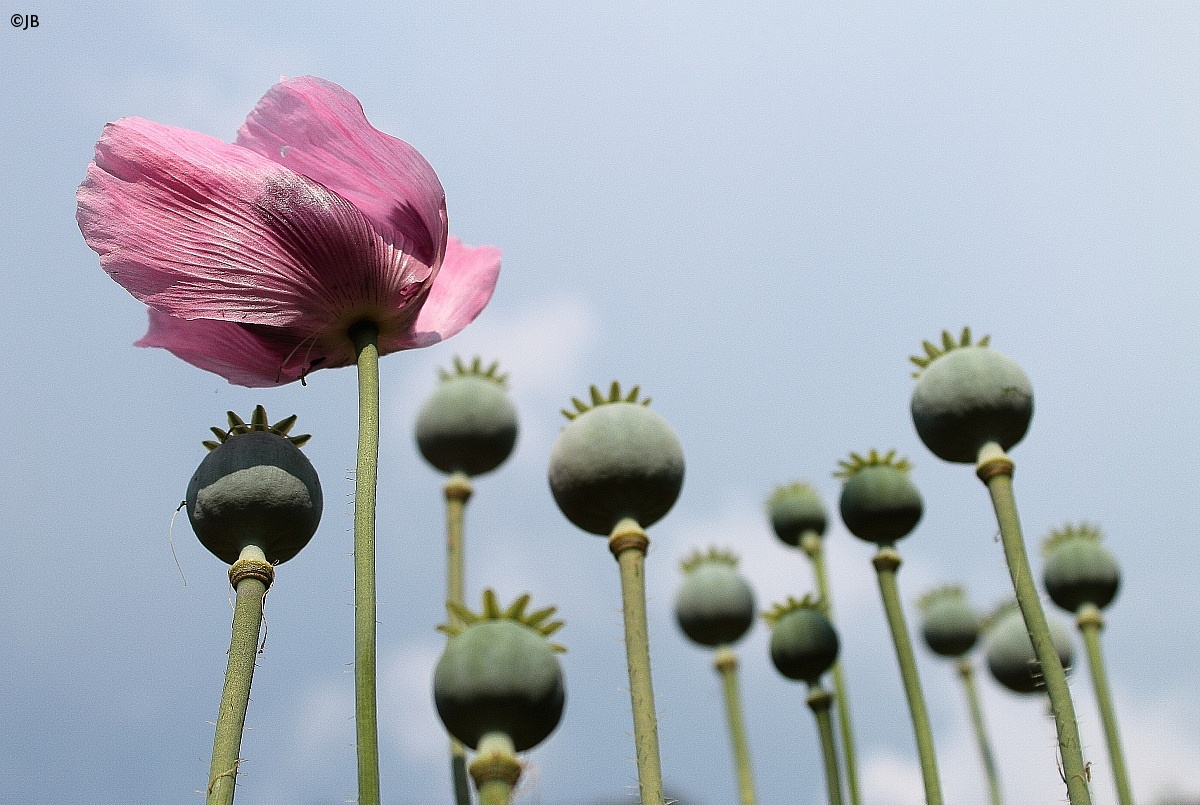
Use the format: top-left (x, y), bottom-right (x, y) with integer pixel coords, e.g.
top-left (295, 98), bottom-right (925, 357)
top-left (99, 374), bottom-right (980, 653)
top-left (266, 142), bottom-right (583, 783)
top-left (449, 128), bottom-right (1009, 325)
top-left (445, 472), bottom-right (472, 615)
top-left (956, 658), bottom-right (1003, 805)
top-left (470, 732), bottom-right (522, 805)
top-left (872, 546), bottom-right (944, 805)
top-left (802, 532), bottom-right (861, 805)
top-left (977, 442), bottom-right (1091, 805)
top-left (350, 322), bottom-right (381, 805)
top-left (445, 472), bottom-right (474, 805)
top-left (714, 648), bottom-right (757, 805)
top-left (609, 518), bottom-right (664, 805)
top-left (1077, 604), bottom-right (1133, 805)
top-left (451, 746), bottom-right (472, 805)
top-left (206, 546), bottom-right (273, 805)
top-left (806, 684), bottom-right (845, 805)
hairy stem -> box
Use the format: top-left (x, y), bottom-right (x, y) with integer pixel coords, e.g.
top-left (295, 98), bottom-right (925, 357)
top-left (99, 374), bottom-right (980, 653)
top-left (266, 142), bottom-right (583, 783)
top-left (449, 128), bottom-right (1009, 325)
top-left (714, 648), bottom-right (757, 805)
top-left (206, 546), bottom-right (273, 805)
top-left (807, 684), bottom-right (845, 805)
top-left (350, 322), bottom-right (381, 805)
top-left (956, 658), bottom-right (1003, 805)
top-left (609, 518), bottom-right (664, 805)
top-left (873, 546), bottom-right (943, 805)
top-left (445, 472), bottom-right (474, 805)
top-left (977, 442), bottom-right (1091, 805)
top-left (802, 531), bottom-right (860, 805)
top-left (1077, 604), bottom-right (1133, 805)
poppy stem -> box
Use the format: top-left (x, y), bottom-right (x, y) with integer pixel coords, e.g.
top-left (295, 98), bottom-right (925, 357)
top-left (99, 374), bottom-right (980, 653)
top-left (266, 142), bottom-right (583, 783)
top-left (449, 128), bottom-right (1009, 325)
top-left (469, 732), bottom-right (522, 805)
top-left (956, 657), bottom-right (1003, 805)
top-left (806, 683), bottom-right (845, 805)
top-left (445, 471), bottom-right (474, 805)
top-left (801, 531), bottom-right (861, 805)
top-left (872, 545), bottom-right (944, 805)
top-left (350, 322), bottom-right (381, 805)
top-left (206, 546), bottom-right (273, 805)
top-left (609, 517), bottom-right (665, 805)
top-left (976, 442), bottom-right (1091, 805)
top-left (1076, 604), bottom-right (1133, 805)
top-left (714, 648), bottom-right (757, 805)
top-left (445, 471), bottom-right (472, 614)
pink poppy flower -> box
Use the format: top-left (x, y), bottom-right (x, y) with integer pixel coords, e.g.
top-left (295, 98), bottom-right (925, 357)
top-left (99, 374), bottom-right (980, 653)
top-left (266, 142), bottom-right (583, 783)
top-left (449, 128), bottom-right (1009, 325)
top-left (77, 76), bottom-right (500, 386)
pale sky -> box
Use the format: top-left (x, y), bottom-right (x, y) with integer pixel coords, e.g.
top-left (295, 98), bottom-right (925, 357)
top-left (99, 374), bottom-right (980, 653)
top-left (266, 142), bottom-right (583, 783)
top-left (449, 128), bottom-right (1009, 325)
top-left (3, 3), bottom-right (1198, 804)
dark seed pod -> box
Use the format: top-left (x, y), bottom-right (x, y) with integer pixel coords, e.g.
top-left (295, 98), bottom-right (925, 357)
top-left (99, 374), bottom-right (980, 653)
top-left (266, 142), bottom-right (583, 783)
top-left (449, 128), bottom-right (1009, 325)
top-left (909, 328), bottom-right (1034, 464)
top-left (415, 356), bottom-right (519, 477)
top-left (548, 383), bottom-right (685, 535)
top-left (434, 591), bottom-right (566, 752)
top-left (835, 450), bottom-right (923, 545)
top-left (766, 597), bottom-right (840, 684)
top-left (917, 585), bottom-right (980, 658)
top-left (674, 548), bottom-right (756, 648)
top-left (766, 482), bottom-right (827, 547)
top-left (984, 602), bottom-right (1073, 694)
top-left (187, 407), bottom-right (321, 565)
top-left (1042, 523), bottom-right (1121, 613)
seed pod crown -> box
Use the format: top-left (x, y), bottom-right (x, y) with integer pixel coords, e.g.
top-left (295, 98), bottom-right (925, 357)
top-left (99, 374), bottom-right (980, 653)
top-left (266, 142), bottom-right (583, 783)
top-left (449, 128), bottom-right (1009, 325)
top-left (835, 449), bottom-right (922, 545)
top-left (675, 547), bottom-right (756, 647)
top-left (916, 585), bottom-right (980, 658)
top-left (766, 481), bottom-right (828, 546)
top-left (909, 327), bottom-right (1034, 464)
top-left (416, 356), bottom-right (519, 477)
top-left (438, 589), bottom-right (566, 651)
top-left (202, 405), bottom-right (311, 450)
top-left (908, 327), bottom-right (991, 377)
top-left (548, 381), bottom-right (684, 535)
top-left (1042, 522), bottom-right (1121, 612)
top-left (434, 589), bottom-right (567, 752)
top-left (765, 596), bottom-right (839, 683)
top-left (187, 405), bottom-right (321, 566)
top-left (561, 380), bottom-right (651, 420)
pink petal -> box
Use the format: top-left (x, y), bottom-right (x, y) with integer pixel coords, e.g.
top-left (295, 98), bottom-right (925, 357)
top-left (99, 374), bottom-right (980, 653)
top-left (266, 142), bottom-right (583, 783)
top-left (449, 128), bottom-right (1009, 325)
top-left (136, 307), bottom-right (358, 387)
top-left (383, 236), bottom-right (501, 353)
top-left (77, 117), bottom-right (434, 337)
top-left (236, 76), bottom-right (448, 269)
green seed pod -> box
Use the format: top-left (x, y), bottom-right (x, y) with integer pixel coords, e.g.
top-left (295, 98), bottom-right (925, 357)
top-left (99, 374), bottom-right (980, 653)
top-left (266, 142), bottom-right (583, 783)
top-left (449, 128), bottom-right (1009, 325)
top-left (835, 450), bottom-right (923, 545)
top-left (766, 482), bottom-right (828, 547)
top-left (765, 597), bottom-right (840, 684)
top-left (187, 407), bottom-right (321, 566)
top-left (984, 602), bottom-right (1073, 694)
top-left (1042, 523), bottom-right (1121, 613)
top-left (548, 382), bottom-right (685, 535)
top-left (917, 585), bottom-right (980, 658)
top-left (415, 357), bottom-right (519, 477)
top-left (909, 328), bottom-right (1034, 464)
top-left (434, 590), bottom-right (566, 752)
top-left (674, 548), bottom-right (756, 647)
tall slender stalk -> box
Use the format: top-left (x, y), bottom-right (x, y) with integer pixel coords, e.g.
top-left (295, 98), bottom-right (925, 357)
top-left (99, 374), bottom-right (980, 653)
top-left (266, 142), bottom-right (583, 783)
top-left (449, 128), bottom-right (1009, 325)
top-left (802, 531), bottom-right (860, 805)
top-left (350, 322), bottom-right (381, 805)
top-left (206, 546), bottom-right (273, 805)
top-left (444, 472), bottom-right (474, 805)
top-left (609, 517), bottom-right (664, 805)
top-left (714, 648), bottom-right (756, 805)
top-left (807, 684), bottom-right (845, 805)
top-left (977, 442), bottom-right (1091, 805)
top-left (956, 658), bottom-right (1003, 805)
top-left (872, 546), bottom-right (943, 805)
top-left (1077, 604), bottom-right (1133, 805)
top-left (445, 472), bottom-right (472, 612)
